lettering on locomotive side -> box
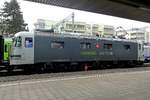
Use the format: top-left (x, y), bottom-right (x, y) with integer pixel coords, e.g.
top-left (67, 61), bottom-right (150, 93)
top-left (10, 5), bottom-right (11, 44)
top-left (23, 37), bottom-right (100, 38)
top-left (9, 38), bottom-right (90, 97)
top-left (10, 55), bottom-right (21, 60)
top-left (99, 52), bottom-right (113, 56)
top-left (10, 55), bottom-right (21, 57)
top-left (80, 51), bottom-right (97, 56)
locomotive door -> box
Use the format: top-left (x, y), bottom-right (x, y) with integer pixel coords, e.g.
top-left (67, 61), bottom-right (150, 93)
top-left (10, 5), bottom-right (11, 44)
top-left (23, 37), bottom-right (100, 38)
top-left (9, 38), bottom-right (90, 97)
top-left (4, 43), bottom-right (12, 62)
top-left (138, 43), bottom-right (144, 61)
top-left (22, 37), bottom-right (34, 64)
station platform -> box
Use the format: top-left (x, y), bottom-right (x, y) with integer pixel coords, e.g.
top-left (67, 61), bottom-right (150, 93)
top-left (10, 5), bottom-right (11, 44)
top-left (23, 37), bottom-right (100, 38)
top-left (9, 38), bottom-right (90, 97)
top-left (0, 70), bottom-right (150, 100)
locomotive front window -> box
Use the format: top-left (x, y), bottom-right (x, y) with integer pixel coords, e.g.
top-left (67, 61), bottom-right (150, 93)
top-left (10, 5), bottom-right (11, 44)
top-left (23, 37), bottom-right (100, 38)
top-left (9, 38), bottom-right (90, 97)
top-left (14, 36), bottom-right (22, 47)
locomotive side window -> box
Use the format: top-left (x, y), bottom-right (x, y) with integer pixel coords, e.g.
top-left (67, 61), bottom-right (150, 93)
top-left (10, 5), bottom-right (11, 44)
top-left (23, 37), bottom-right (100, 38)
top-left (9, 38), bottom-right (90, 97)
top-left (80, 42), bottom-right (91, 49)
top-left (103, 44), bottom-right (112, 50)
top-left (124, 45), bottom-right (130, 50)
top-left (25, 37), bottom-right (33, 48)
top-left (51, 41), bottom-right (64, 49)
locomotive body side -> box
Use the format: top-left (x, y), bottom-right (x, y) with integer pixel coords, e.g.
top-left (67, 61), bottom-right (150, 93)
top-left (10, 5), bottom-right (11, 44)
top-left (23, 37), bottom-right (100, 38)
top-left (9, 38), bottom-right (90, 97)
top-left (34, 32), bottom-right (143, 65)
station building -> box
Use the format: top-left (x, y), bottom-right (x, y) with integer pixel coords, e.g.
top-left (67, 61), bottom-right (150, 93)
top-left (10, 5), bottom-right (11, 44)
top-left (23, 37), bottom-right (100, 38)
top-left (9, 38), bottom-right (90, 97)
top-left (34, 19), bottom-right (115, 38)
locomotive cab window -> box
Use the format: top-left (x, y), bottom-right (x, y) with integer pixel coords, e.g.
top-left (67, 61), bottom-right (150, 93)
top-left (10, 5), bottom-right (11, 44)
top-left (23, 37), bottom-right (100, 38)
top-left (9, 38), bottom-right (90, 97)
top-left (103, 44), bottom-right (112, 50)
top-left (14, 36), bottom-right (22, 47)
top-left (80, 42), bottom-right (91, 49)
top-left (124, 45), bottom-right (130, 50)
top-left (51, 41), bottom-right (64, 49)
top-left (25, 37), bottom-right (33, 48)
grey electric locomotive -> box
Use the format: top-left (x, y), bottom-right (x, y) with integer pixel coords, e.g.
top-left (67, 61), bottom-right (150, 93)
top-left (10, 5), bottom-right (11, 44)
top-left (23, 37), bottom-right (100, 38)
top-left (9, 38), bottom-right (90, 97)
top-left (9, 31), bottom-right (144, 70)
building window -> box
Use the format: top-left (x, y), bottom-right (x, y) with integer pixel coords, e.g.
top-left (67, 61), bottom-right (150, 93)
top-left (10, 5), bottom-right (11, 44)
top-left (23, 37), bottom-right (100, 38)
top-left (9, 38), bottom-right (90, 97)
top-left (51, 41), bottom-right (64, 49)
top-left (80, 42), bottom-right (91, 49)
top-left (104, 44), bottom-right (112, 50)
top-left (124, 45), bottom-right (130, 50)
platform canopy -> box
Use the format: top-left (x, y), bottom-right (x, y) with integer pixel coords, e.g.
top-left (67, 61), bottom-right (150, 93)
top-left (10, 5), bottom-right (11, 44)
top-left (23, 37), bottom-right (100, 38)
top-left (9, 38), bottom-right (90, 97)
top-left (25, 0), bottom-right (150, 23)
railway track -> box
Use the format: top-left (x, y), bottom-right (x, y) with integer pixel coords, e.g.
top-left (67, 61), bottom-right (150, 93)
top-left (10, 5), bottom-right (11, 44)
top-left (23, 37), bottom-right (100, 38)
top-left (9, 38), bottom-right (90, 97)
top-left (0, 63), bottom-right (150, 83)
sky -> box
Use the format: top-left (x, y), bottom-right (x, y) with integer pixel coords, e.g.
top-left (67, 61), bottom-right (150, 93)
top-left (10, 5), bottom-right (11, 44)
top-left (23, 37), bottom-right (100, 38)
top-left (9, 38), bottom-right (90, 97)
top-left (0, 0), bottom-right (150, 31)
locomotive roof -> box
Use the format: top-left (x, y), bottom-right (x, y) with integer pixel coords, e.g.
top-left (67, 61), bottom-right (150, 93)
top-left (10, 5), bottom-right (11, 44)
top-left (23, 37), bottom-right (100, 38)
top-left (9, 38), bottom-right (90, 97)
top-left (35, 31), bottom-right (139, 43)
top-left (16, 31), bottom-right (139, 43)
top-left (15, 31), bottom-right (34, 37)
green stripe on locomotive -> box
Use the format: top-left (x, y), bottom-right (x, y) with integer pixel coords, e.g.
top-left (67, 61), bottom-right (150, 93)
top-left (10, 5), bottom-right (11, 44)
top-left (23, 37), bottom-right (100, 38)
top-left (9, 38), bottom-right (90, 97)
top-left (3, 38), bottom-right (12, 63)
